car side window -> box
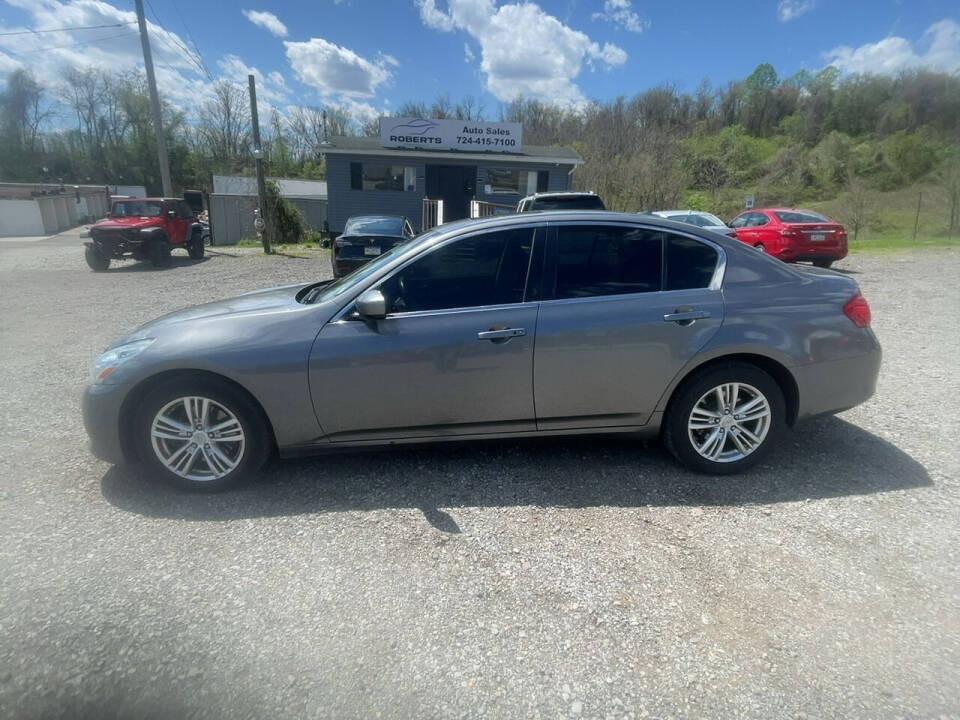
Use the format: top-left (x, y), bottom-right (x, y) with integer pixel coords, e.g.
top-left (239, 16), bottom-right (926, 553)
top-left (665, 235), bottom-right (719, 290)
top-left (748, 213), bottom-right (769, 227)
top-left (551, 225), bottom-right (662, 299)
top-left (179, 201), bottom-right (194, 219)
top-left (379, 227), bottom-right (535, 314)
top-left (730, 215), bottom-right (748, 228)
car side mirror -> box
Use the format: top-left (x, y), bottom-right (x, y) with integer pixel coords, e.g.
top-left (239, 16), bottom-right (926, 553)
top-left (355, 289), bottom-right (387, 319)
top-left (167, 210), bottom-right (177, 218)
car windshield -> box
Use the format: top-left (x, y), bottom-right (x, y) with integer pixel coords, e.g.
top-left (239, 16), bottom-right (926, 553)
top-left (305, 226), bottom-right (445, 304)
top-left (344, 216), bottom-right (404, 235)
top-left (110, 201), bottom-right (162, 218)
top-left (533, 195), bottom-right (605, 210)
top-left (775, 210), bottom-right (829, 223)
top-left (676, 212), bottom-right (726, 227)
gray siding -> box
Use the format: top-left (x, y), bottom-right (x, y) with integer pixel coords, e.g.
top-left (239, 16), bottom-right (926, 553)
top-left (325, 153), bottom-right (576, 233)
top-left (326, 155), bottom-right (426, 233)
top-left (209, 194), bottom-right (328, 245)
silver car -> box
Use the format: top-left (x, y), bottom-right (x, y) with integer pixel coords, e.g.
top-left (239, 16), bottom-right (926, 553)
top-left (82, 212), bottom-right (881, 490)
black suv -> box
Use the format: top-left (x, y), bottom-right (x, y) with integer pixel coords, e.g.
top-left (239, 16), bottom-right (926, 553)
top-left (516, 192), bottom-right (605, 212)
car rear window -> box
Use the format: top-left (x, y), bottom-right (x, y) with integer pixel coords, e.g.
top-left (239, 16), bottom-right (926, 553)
top-left (665, 235), bottom-right (718, 290)
top-left (775, 210), bottom-right (829, 223)
top-left (533, 196), bottom-right (605, 211)
top-left (344, 216), bottom-right (404, 235)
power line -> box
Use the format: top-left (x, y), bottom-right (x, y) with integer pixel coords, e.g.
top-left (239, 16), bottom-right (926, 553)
top-left (168, 0), bottom-right (211, 79)
top-left (2, 31), bottom-right (134, 56)
top-left (0, 21), bottom-right (137, 37)
top-left (143, 0), bottom-right (211, 80)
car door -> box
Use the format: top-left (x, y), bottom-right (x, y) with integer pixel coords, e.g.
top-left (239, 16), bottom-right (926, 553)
top-left (533, 223), bottom-right (724, 430)
top-left (162, 201), bottom-right (187, 245)
top-left (309, 225), bottom-right (543, 441)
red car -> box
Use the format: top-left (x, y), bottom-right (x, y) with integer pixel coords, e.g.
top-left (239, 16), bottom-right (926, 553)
top-left (84, 197), bottom-right (204, 271)
top-left (729, 208), bottom-right (848, 268)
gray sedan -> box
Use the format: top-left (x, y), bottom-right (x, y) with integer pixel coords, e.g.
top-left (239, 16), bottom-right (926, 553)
top-left (82, 212), bottom-right (881, 490)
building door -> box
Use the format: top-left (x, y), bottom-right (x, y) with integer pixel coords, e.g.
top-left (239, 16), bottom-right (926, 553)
top-left (426, 165), bottom-right (476, 222)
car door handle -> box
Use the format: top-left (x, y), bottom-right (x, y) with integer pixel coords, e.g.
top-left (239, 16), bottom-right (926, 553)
top-left (477, 328), bottom-right (525, 340)
top-left (663, 310), bottom-right (711, 324)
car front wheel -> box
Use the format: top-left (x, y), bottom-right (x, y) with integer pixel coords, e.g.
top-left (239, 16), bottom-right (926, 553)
top-left (135, 377), bottom-right (271, 491)
top-left (149, 239), bottom-right (172, 267)
top-left (664, 363), bottom-right (785, 474)
top-left (84, 245), bottom-right (110, 271)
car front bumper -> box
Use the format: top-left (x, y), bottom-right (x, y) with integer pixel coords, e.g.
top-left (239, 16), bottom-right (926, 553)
top-left (81, 382), bottom-right (131, 464)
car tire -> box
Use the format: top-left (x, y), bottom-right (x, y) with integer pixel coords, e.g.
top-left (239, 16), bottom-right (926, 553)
top-left (187, 230), bottom-right (205, 260)
top-left (813, 259), bottom-right (833, 268)
top-left (134, 376), bottom-right (271, 491)
top-left (663, 362), bottom-right (785, 475)
top-left (149, 239), bottom-right (172, 268)
top-left (754, 243), bottom-right (766, 253)
top-left (84, 245), bottom-right (110, 271)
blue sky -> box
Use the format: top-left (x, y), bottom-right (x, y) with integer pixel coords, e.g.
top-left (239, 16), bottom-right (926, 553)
top-left (0, 0), bottom-right (958, 124)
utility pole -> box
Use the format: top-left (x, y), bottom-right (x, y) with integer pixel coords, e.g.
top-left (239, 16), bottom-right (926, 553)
top-left (134, 0), bottom-right (172, 197)
top-left (248, 74), bottom-right (271, 254)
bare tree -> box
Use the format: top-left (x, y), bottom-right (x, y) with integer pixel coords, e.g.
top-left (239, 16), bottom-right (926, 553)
top-left (197, 80), bottom-right (251, 168)
top-left (840, 175), bottom-right (876, 242)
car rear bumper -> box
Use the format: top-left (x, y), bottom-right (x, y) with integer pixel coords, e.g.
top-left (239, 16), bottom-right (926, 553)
top-left (794, 344), bottom-right (881, 421)
top-left (332, 256), bottom-right (373, 275)
top-left (778, 245), bottom-right (848, 262)
top-left (82, 382), bottom-right (130, 464)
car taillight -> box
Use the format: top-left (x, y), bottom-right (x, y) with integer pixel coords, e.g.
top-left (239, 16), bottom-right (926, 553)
top-left (843, 291), bottom-right (871, 328)
top-left (780, 227), bottom-right (801, 238)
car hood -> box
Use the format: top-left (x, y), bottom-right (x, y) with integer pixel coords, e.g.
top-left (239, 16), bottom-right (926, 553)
top-left (116, 283), bottom-right (311, 344)
top-left (94, 217), bottom-right (161, 230)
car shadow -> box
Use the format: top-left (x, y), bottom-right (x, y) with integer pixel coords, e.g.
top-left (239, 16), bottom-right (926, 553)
top-left (100, 417), bottom-right (931, 531)
top-left (107, 255), bottom-right (212, 272)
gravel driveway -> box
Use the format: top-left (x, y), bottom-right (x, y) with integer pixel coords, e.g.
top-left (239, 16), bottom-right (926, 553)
top-left (1, 233), bottom-right (958, 719)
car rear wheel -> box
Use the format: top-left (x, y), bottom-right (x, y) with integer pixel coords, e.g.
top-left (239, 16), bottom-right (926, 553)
top-left (84, 245), bottom-right (110, 271)
top-left (663, 362), bottom-right (785, 474)
top-left (754, 243), bottom-right (766, 253)
top-left (135, 377), bottom-right (271, 491)
top-left (813, 259), bottom-right (833, 268)
top-left (187, 230), bottom-right (205, 260)
top-left (149, 239), bottom-right (172, 267)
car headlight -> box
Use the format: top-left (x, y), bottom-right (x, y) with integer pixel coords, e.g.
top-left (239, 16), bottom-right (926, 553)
top-left (91, 338), bottom-right (155, 383)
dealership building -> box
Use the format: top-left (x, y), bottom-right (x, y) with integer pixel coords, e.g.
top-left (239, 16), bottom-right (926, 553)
top-left (321, 117), bottom-right (582, 233)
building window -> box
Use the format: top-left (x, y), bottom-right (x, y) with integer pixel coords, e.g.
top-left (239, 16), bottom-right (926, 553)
top-left (485, 168), bottom-right (541, 195)
top-left (350, 163), bottom-right (416, 191)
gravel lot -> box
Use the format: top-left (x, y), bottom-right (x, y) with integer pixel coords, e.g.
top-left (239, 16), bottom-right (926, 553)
top-left (1, 232), bottom-right (958, 719)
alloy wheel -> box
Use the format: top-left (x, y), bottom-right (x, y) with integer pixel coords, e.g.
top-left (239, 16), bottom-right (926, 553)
top-left (687, 382), bottom-right (771, 463)
top-left (150, 396), bottom-right (246, 481)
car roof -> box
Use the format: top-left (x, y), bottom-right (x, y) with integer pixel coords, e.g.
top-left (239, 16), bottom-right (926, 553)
top-left (520, 191), bottom-right (599, 200)
top-left (422, 211), bottom-right (741, 250)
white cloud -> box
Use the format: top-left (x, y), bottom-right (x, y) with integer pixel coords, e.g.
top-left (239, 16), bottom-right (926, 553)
top-left (415, 0), bottom-right (627, 106)
top-left (242, 9), bottom-right (288, 38)
top-left (592, 0), bottom-right (649, 34)
top-left (0, 0), bottom-right (206, 106)
top-left (0, 0), bottom-right (291, 121)
top-left (284, 37), bottom-right (393, 98)
top-left (823, 19), bottom-right (960, 75)
top-left (777, 0), bottom-right (815, 22)
top-left (464, 42), bottom-right (475, 63)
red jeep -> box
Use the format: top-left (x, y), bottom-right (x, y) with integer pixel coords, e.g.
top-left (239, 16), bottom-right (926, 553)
top-left (84, 197), bottom-right (205, 271)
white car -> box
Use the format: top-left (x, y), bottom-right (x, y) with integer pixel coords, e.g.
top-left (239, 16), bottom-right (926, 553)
top-left (648, 210), bottom-right (737, 238)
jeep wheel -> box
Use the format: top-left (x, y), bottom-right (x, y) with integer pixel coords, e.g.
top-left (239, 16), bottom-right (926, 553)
top-left (149, 239), bottom-right (172, 268)
top-left (84, 245), bottom-right (110, 271)
top-left (187, 230), bottom-right (205, 260)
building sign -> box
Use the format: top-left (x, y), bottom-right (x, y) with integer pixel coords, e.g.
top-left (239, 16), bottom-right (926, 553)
top-left (380, 117), bottom-right (523, 153)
